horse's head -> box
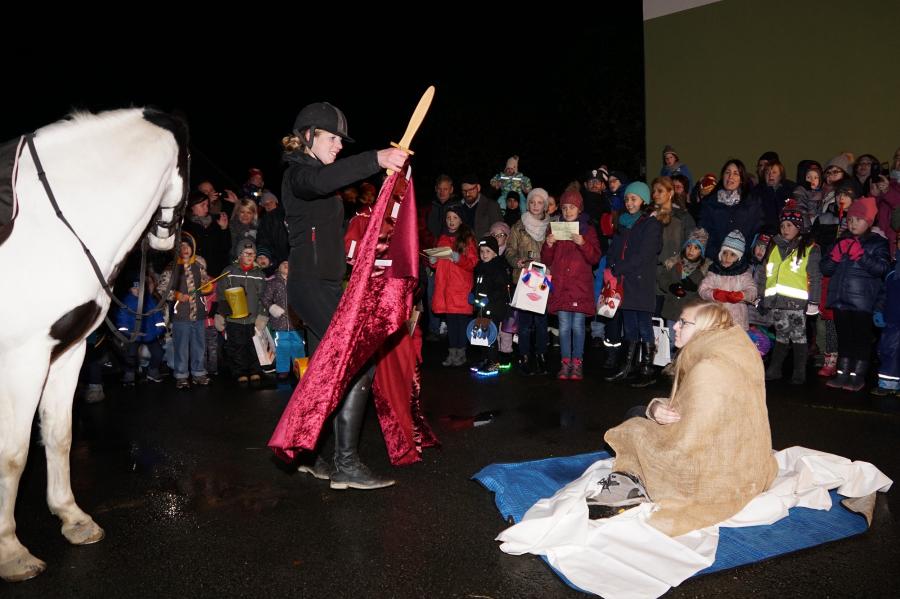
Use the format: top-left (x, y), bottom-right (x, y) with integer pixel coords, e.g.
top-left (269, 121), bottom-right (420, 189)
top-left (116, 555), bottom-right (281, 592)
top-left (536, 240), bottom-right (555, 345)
top-left (143, 109), bottom-right (190, 251)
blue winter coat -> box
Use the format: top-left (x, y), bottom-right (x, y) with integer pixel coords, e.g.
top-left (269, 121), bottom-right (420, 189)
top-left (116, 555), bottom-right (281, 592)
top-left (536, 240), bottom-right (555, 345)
top-left (820, 232), bottom-right (890, 313)
top-left (699, 188), bottom-right (763, 263)
top-left (114, 293), bottom-right (166, 342)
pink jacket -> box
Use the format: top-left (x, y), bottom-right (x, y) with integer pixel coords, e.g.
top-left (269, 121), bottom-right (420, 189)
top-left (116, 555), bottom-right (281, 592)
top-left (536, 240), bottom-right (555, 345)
top-left (699, 269), bottom-right (757, 330)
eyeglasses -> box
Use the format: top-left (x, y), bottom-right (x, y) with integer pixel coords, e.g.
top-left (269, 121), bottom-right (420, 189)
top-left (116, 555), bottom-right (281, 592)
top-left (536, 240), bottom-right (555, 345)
top-left (677, 318), bottom-right (695, 327)
top-left (825, 169), bottom-right (843, 176)
top-left (493, 233), bottom-right (508, 238)
top-left (461, 186), bottom-right (478, 194)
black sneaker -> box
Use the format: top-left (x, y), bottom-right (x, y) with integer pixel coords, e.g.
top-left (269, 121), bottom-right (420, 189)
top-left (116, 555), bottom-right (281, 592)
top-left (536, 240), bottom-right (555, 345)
top-left (586, 471), bottom-right (650, 508)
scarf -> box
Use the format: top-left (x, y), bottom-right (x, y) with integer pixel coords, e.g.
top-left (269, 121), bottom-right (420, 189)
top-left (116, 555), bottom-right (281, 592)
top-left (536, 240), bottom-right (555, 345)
top-left (680, 256), bottom-right (702, 279)
top-left (521, 212), bottom-right (549, 242)
top-left (717, 188), bottom-right (741, 206)
top-left (618, 211), bottom-right (640, 230)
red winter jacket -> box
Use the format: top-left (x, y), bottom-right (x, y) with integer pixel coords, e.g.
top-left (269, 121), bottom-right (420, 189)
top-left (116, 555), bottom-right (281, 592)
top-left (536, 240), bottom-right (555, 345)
top-left (432, 234), bottom-right (477, 315)
top-left (541, 218), bottom-right (602, 315)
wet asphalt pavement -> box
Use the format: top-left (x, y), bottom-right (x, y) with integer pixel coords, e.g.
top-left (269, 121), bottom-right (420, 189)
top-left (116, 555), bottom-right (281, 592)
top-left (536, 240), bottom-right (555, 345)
top-left (6, 342), bottom-right (900, 598)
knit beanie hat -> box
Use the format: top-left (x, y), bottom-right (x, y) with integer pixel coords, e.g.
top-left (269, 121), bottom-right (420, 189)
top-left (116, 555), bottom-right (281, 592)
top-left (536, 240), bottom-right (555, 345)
top-left (444, 203), bottom-right (466, 220)
top-left (779, 199), bottom-right (805, 230)
top-left (825, 153), bottom-right (853, 176)
top-left (758, 151), bottom-right (780, 164)
top-left (847, 197), bottom-right (878, 226)
top-left (624, 181), bottom-right (651, 205)
top-left (719, 229), bottom-right (746, 261)
top-left (526, 187), bottom-right (549, 210)
top-left (257, 246), bottom-right (273, 260)
top-left (559, 189), bottom-right (584, 211)
top-left (584, 167), bottom-right (609, 184)
top-left (238, 239), bottom-right (257, 255)
top-left (478, 235), bottom-right (499, 256)
top-left (682, 227), bottom-right (709, 254)
top-left (505, 190), bottom-right (521, 204)
top-left (753, 233), bottom-right (772, 250)
top-left (662, 145), bottom-right (679, 160)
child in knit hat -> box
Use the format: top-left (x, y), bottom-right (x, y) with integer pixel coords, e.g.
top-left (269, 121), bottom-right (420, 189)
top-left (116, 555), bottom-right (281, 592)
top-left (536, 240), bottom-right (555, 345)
top-left (820, 196), bottom-right (891, 391)
top-left (470, 236), bottom-right (511, 375)
top-left (490, 155), bottom-right (533, 212)
top-left (542, 189), bottom-right (601, 380)
top-left (261, 260), bottom-right (306, 380)
top-left (756, 200), bottom-right (822, 384)
top-left (699, 229), bottom-right (758, 330)
top-left (657, 227), bottom-right (710, 355)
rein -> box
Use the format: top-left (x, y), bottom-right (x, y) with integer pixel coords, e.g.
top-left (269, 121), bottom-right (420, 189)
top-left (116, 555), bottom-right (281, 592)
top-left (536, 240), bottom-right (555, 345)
top-left (24, 132), bottom-right (186, 344)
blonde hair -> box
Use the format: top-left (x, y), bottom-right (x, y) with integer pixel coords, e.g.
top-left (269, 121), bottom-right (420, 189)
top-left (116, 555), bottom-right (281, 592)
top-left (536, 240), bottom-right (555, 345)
top-left (683, 298), bottom-right (734, 334)
top-left (282, 129), bottom-right (326, 156)
top-left (232, 198), bottom-right (258, 225)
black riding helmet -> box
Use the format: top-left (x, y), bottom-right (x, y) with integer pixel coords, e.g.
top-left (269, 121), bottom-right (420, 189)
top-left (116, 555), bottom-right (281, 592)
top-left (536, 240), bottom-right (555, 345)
top-left (292, 102), bottom-right (355, 146)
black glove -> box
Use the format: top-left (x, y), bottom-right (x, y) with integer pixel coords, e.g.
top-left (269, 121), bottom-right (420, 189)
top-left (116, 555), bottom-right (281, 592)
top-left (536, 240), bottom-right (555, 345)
top-left (668, 283), bottom-right (687, 298)
top-left (755, 298), bottom-right (768, 316)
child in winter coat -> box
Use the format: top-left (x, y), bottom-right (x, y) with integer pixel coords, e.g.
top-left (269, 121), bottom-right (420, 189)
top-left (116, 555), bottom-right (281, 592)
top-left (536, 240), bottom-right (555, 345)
top-left (216, 239), bottom-right (268, 383)
top-left (114, 275), bottom-right (167, 385)
top-left (431, 205), bottom-right (478, 367)
top-left (757, 201), bottom-right (822, 385)
top-left (470, 236), bottom-right (511, 375)
top-left (506, 187), bottom-right (552, 375)
top-left (872, 235), bottom-right (900, 396)
top-left (604, 181), bottom-right (663, 387)
top-left (541, 189), bottom-right (601, 380)
top-left (821, 197), bottom-right (891, 391)
top-left (159, 232), bottom-right (212, 389)
top-left (262, 260), bottom-right (306, 379)
top-left (699, 230), bottom-right (758, 330)
top-left (657, 227), bottom-right (710, 355)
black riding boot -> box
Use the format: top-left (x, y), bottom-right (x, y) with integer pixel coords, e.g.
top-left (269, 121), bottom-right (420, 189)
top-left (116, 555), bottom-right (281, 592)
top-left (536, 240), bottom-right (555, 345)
top-left (605, 342), bottom-right (638, 383)
top-left (630, 343), bottom-right (657, 388)
top-left (601, 342), bottom-right (621, 369)
top-left (330, 367), bottom-right (395, 490)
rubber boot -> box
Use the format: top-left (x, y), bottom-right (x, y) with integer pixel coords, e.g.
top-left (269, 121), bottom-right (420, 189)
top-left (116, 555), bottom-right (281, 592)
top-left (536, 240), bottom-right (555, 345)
top-left (533, 353), bottom-right (548, 376)
top-left (630, 343), bottom-right (657, 388)
top-left (601, 342), bottom-right (621, 369)
top-left (843, 360), bottom-right (869, 392)
top-left (790, 343), bottom-right (808, 385)
top-left (817, 352), bottom-right (837, 377)
top-left (605, 342), bottom-right (638, 383)
top-left (452, 346), bottom-right (467, 367)
top-left (442, 348), bottom-right (456, 367)
top-left (765, 342), bottom-right (790, 381)
top-left (826, 356), bottom-right (852, 388)
top-left (330, 368), bottom-right (396, 490)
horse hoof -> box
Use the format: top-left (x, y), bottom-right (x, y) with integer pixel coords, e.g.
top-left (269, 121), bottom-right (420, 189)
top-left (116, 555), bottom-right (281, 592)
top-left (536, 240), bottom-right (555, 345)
top-left (0, 552), bottom-right (47, 582)
top-left (62, 519), bottom-right (105, 545)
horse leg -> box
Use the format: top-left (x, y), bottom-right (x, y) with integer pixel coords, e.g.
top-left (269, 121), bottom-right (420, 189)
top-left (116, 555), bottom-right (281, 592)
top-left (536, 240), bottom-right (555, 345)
top-left (39, 341), bottom-right (105, 547)
top-left (0, 344), bottom-right (50, 582)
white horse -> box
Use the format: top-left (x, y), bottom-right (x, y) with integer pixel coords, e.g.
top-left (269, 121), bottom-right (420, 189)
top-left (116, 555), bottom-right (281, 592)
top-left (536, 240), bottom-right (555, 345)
top-left (0, 108), bottom-right (188, 582)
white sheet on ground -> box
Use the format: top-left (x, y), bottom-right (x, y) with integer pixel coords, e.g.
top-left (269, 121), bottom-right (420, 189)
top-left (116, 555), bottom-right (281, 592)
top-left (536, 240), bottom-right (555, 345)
top-left (496, 446), bottom-right (892, 599)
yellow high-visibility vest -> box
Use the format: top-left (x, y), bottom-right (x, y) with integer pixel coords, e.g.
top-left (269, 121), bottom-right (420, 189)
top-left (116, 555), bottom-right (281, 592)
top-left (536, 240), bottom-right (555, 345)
top-left (764, 246), bottom-right (810, 300)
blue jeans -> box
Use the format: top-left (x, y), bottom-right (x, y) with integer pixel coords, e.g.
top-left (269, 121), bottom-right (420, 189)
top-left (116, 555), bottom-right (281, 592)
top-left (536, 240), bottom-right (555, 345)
top-left (517, 311), bottom-right (548, 355)
top-left (558, 311), bottom-right (586, 359)
top-left (621, 309), bottom-right (653, 343)
top-left (173, 320), bottom-right (207, 379)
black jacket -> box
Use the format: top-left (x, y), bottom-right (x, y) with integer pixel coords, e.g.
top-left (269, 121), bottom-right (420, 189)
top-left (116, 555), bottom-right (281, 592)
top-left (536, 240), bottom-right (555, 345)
top-left (281, 150), bottom-right (380, 281)
top-left (182, 218), bottom-right (231, 278)
top-left (471, 256), bottom-right (511, 322)
top-left (699, 188), bottom-right (763, 263)
top-left (608, 215), bottom-right (663, 313)
top-left (256, 203), bottom-right (290, 267)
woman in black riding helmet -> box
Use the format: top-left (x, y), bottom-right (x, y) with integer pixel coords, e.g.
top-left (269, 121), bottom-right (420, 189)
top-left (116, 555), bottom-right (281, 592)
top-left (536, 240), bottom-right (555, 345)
top-left (281, 102), bottom-right (407, 490)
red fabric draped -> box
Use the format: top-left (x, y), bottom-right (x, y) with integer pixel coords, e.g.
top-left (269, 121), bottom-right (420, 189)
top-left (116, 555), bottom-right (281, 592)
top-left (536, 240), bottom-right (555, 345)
top-left (269, 170), bottom-right (438, 464)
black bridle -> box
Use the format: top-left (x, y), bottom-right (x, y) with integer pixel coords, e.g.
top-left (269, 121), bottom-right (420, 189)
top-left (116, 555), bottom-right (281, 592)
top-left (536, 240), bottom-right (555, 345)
top-left (24, 132), bottom-right (189, 344)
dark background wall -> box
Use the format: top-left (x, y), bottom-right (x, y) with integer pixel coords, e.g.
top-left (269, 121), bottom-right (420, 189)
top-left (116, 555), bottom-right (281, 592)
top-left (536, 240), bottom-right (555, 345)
top-left (644, 0), bottom-right (900, 179)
